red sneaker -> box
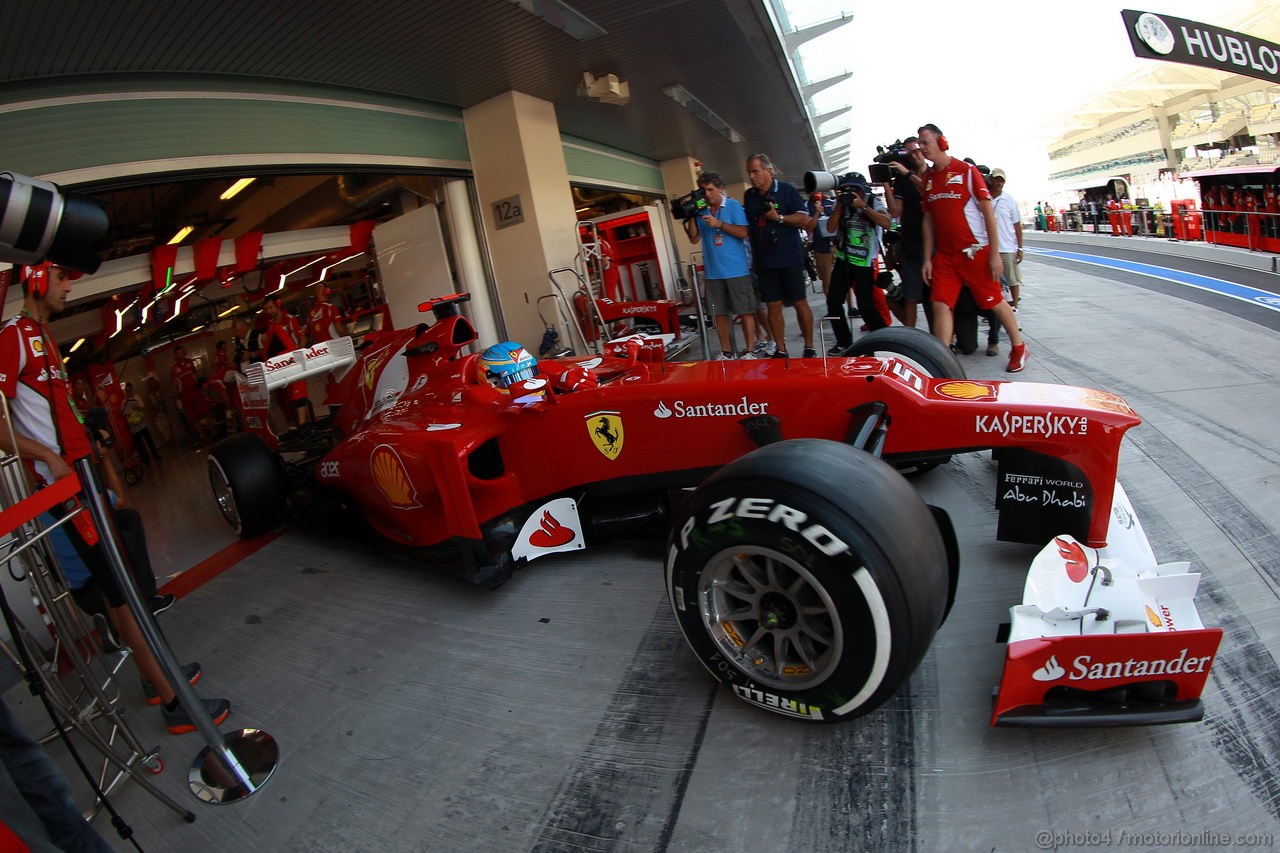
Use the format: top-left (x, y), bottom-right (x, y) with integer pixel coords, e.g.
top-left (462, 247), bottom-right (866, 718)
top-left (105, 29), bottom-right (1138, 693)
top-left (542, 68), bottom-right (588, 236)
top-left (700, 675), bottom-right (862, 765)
top-left (1006, 343), bottom-right (1028, 373)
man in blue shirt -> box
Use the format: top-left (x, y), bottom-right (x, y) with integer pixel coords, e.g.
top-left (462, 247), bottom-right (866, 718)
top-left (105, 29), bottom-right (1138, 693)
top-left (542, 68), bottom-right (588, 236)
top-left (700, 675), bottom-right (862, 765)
top-left (683, 171), bottom-right (758, 359)
top-left (743, 154), bottom-right (816, 358)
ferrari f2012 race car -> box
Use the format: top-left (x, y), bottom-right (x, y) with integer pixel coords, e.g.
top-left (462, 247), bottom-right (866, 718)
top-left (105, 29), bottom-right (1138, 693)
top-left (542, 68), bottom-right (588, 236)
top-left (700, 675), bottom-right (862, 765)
top-left (209, 294), bottom-right (1221, 727)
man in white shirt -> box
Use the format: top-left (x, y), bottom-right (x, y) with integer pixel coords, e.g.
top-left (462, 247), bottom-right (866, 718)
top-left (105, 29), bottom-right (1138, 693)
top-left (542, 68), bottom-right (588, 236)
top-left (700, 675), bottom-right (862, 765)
top-left (989, 169), bottom-right (1024, 310)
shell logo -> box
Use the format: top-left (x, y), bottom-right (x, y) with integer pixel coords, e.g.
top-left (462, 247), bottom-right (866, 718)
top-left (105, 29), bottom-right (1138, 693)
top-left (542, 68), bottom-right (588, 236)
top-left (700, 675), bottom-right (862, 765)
top-left (371, 445), bottom-right (420, 508)
top-left (935, 380), bottom-right (997, 401)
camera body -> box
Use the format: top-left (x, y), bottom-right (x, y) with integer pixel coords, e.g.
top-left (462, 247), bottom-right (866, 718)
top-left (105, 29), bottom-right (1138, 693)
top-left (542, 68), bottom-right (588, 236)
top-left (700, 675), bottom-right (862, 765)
top-left (869, 141), bottom-right (915, 184)
top-left (669, 188), bottom-right (709, 221)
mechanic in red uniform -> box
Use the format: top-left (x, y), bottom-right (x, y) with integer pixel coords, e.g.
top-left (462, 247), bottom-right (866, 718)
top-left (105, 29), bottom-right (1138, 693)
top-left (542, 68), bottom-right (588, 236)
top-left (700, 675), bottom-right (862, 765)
top-left (1243, 189), bottom-right (1261, 249)
top-left (0, 263), bottom-right (231, 734)
top-left (306, 287), bottom-right (348, 345)
top-left (917, 124), bottom-right (1028, 372)
top-left (263, 297), bottom-right (311, 424)
top-left (1264, 183), bottom-right (1279, 240)
top-left (169, 344), bottom-right (209, 445)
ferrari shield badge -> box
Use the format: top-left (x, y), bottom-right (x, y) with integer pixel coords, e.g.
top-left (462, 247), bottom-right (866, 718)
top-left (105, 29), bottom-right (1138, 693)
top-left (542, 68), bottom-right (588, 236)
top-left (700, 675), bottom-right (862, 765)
top-left (586, 410), bottom-right (624, 460)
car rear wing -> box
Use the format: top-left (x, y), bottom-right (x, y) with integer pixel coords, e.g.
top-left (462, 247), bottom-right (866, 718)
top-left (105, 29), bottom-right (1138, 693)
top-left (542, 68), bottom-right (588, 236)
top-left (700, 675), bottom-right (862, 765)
top-left (243, 337), bottom-right (358, 392)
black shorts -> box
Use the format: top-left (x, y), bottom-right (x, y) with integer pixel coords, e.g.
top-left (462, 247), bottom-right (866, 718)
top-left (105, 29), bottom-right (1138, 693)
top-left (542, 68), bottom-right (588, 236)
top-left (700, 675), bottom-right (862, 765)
top-left (51, 504), bottom-right (156, 609)
top-left (756, 265), bottom-right (807, 306)
top-left (894, 239), bottom-right (927, 303)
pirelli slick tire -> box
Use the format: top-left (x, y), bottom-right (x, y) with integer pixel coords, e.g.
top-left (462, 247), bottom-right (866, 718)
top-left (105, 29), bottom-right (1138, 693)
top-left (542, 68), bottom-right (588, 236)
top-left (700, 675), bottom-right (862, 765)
top-left (208, 433), bottom-right (285, 539)
top-left (848, 326), bottom-right (965, 476)
top-left (666, 439), bottom-right (949, 724)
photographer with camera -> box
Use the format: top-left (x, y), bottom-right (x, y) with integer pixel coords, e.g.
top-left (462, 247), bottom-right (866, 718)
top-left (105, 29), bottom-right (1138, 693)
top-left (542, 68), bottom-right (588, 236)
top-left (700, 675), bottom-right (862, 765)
top-left (916, 124), bottom-right (1028, 372)
top-left (744, 154), bottom-right (816, 359)
top-left (821, 174), bottom-right (892, 353)
top-left (677, 171), bottom-right (758, 359)
top-left (876, 137), bottom-right (929, 329)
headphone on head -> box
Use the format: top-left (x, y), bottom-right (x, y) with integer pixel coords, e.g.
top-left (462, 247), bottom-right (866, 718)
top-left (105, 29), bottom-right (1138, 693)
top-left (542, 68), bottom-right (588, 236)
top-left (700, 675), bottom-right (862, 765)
top-left (921, 123), bottom-right (948, 152)
top-left (20, 263), bottom-right (51, 301)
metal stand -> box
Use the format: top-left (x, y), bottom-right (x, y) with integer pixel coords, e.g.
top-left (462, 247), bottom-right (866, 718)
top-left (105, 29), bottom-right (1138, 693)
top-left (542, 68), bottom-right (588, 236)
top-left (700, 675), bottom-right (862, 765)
top-left (1, 392), bottom-right (278, 811)
top-left (0, 449), bottom-right (194, 823)
top-left (684, 258), bottom-right (712, 359)
top-left (547, 267), bottom-right (611, 356)
top-left (74, 456), bottom-right (279, 804)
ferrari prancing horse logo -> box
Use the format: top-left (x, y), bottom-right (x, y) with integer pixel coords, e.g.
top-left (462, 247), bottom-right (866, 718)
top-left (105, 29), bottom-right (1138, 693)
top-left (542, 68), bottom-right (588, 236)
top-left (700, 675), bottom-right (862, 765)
top-left (586, 410), bottom-right (624, 460)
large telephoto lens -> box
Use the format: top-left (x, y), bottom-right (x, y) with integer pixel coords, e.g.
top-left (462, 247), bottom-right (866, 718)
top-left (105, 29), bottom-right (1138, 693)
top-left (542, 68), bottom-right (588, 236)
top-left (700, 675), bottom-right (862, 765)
top-left (0, 172), bottom-right (107, 274)
top-left (803, 171), bottom-right (842, 194)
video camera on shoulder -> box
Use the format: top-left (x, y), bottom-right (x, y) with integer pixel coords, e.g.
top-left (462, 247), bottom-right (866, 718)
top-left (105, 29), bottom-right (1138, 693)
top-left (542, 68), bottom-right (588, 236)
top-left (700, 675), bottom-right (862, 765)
top-left (868, 142), bottom-right (915, 184)
top-left (669, 187), bottom-right (709, 221)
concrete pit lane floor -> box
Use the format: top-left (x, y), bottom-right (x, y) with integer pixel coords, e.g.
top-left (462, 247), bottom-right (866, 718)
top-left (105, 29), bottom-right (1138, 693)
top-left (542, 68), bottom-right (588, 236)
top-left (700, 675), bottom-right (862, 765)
top-left (5, 237), bottom-right (1279, 852)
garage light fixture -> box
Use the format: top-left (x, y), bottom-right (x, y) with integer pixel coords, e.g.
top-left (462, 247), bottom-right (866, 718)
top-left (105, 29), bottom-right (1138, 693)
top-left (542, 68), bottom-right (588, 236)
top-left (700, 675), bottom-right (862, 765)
top-left (167, 225), bottom-right (194, 245)
top-left (69, 337), bottom-right (85, 353)
top-left (173, 283), bottom-right (199, 315)
top-left (316, 252), bottom-right (363, 284)
top-left (218, 304), bottom-right (243, 318)
top-left (507, 0), bottom-right (605, 41)
top-left (661, 85), bottom-right (744, 143)
top-left (220, 178), bottom-right (255, 201)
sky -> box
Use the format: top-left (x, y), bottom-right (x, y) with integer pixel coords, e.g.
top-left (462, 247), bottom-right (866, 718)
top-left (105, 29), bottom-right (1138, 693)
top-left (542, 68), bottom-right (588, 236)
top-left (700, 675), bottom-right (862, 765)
top-left (782, 0), bottom-right (1263, 203)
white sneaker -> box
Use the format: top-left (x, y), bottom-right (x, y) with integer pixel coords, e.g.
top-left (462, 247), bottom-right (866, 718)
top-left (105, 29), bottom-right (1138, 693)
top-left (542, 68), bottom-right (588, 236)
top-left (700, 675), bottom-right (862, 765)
top-left (764, 341), bottom-right (778, 356)
top-left (752, 341), bottom-right (768, 354)
top-left (713, 353), bottom-right (734, 361)
top-left (737, 351), bottom-right (756, 360)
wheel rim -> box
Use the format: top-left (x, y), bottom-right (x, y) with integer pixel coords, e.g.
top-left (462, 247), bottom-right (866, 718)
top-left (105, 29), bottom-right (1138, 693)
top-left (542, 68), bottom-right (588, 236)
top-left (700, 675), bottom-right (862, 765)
top-left (698, 546), bottom-right (843, 691)
top-left (208, 458), bottom-right (243, 533)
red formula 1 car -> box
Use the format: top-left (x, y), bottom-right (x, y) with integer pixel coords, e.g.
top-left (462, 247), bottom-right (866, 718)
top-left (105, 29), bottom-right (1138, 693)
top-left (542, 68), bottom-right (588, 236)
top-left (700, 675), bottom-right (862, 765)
top-left (209, 294), bottom-right (1220, 727)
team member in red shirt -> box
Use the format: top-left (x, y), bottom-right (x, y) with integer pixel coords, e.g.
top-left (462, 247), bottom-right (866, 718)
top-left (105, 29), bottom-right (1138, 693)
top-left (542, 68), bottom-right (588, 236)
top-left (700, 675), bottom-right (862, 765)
top-left (1264, 183), bottom-right (1279, 239)
top-left (263, 298), bottom-right (311, 424)
top-left (917, 124), bottom-right (1028, 372)
top-left (0, 263), bottom-right (230, 733)
top-left (307, 287), bottom-right (348, 344)
top-left (169, 344), bottom-right (210, 445)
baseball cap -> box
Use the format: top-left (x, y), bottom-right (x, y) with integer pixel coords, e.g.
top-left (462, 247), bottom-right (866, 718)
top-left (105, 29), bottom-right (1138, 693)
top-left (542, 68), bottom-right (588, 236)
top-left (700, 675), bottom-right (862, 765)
top-left (990, 169), bottom-right (1007, 180)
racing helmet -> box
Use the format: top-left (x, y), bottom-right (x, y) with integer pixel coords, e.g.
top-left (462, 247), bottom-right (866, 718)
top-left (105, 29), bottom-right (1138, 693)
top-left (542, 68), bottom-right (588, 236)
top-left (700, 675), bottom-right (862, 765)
top-left (478, 341), bottom-right (538, 389)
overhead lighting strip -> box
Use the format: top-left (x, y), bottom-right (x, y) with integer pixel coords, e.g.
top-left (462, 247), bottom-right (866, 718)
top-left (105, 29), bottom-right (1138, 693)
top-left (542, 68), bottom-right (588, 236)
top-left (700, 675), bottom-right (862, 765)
top-left (661, 85), bottom-right (745, 143)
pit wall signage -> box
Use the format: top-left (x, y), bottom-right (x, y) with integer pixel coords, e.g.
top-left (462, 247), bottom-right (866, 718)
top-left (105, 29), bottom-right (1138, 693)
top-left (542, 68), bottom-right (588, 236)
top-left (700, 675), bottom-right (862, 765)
top-left (1123, 9), bottom-right (1280, 85)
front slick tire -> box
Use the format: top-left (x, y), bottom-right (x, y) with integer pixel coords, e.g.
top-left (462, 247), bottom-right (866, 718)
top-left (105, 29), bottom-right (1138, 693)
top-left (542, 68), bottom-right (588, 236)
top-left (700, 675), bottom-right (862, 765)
top-left (666, 439), bottom-right (948, 724)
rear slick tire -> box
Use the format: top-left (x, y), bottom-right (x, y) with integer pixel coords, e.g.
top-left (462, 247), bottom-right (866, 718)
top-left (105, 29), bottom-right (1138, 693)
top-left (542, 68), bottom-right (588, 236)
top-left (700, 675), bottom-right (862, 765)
top-left (666, 439), bottom-right (950, 723)
top-left (208, 433), bottom-right (285, 539)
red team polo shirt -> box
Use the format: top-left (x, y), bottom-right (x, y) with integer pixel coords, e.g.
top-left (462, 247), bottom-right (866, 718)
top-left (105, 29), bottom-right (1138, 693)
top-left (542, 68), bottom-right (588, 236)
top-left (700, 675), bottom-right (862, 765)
top-left (920, 158), bottom-right (1004, 309)
top-left (0, 315), bottom-right (92, 484)
top-left (921, 158), bottom-right (992, 253)
top-left (308, 302), bottom-right (343, 344)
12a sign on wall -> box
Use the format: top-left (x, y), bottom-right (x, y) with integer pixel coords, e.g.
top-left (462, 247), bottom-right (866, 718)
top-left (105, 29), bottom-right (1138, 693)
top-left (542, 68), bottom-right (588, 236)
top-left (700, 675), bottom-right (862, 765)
top-left (492, 195), bottom-right (525, 230)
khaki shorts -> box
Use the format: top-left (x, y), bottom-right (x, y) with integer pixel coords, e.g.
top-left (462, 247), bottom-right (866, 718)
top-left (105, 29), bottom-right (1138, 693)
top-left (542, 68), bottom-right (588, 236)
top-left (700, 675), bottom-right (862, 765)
top-left (1000, 252), bottom-right (1022, 286)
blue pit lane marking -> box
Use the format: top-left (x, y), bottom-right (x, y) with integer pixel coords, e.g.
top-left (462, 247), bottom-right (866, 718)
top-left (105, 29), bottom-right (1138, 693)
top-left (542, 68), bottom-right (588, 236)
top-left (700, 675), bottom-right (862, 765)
top-left (1025, 247), bottom-right (1280, 313)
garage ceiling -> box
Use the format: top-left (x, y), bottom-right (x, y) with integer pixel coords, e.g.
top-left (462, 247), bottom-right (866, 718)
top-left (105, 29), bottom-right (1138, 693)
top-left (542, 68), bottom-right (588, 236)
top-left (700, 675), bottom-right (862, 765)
top-left (0, 0), bottom-right (821, 181)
